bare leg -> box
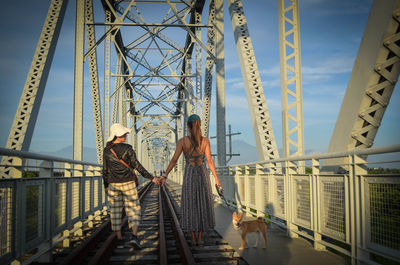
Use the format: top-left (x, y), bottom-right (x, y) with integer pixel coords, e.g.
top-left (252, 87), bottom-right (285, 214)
top-left (116, 230), bottom-right (122, 240)
top-left (132, 225), bottom-right (139, 236)
top-left (191, 231), bottom-right (197, 241)
top-left (198, 231), bottom-right (203, 242)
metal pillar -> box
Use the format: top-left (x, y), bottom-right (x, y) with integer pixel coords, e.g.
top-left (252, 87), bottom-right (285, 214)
top-left (185, 56), bottom-right (195, 117)
top-left (104, 10), bottom-right (112, 143)
top-left (278, 0), bottom-right (304, 162)
top-left (85, 0), bottom-right (103, 163)
top-left (0, 0), bottom-right (68, 178)
top-left (176, 115), bottom-right (183, 183)
top-left (228, 0), bottom-right (280, 161)
top-left (202, 0), bottom-right (216, 137)
top-left (111, 54), bottom-right (121, 124)
top-left (195, 9), bottom-right (203, 115)
top-left (73, 0), bottom-right (85, 161)
top-left (215, 0), bottom-right (226, 167)
top-left (326, 0), bottom-right (400, 170)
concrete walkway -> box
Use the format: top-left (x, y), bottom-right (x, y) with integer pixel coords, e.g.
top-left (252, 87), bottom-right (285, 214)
top-left (214, 203), bottom-right (349, 265)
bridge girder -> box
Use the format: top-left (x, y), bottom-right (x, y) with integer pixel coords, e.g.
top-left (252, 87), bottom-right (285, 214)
top-left (0, 0), bottom-right (69, 178)
top-left (326, 0), bottom-right (400, 170)
top-left (228, 0), bottom-right (280, 161)
top-left (99, 0), bottom-right (216, 163)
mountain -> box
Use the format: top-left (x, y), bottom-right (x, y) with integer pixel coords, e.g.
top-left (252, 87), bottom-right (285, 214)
top-left (34, 145), bottom-right (99, 164)
top-left (211, 139), bottom-right (263, 165)
top-left (211, 140), bottom-right (324, 166)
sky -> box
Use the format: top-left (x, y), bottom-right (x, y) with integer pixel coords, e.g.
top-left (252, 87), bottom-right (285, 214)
top-left (0, 0), bottom-right (399, 159)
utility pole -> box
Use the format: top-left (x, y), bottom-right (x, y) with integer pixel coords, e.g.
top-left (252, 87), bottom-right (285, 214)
top-left (210, 124), bottom-right (241, 164)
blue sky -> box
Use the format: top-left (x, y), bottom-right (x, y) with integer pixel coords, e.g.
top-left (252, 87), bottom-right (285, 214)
top-left (0, 0), bottom-right (399, 158)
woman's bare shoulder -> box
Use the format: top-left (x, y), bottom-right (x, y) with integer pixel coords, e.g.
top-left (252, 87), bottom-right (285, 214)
top-left (202, 137), bottom-right (210, 145)
top-left (178, 136), bottom-right (188, 145)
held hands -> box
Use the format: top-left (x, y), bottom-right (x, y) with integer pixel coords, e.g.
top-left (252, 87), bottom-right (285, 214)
top-left (152, 177), bottom-right (161, 185)
top-left (160, 174), bottom-right (167, 185)
top-left (151, 175), bottom-right (167, 186)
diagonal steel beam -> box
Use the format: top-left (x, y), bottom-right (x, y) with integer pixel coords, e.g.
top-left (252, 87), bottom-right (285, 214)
top-left (228, 0), bottom-right (280, 161)
top-left (1, 0), bottom-right (69, 178)
top-left (325, 0), bottom-right (400, 171)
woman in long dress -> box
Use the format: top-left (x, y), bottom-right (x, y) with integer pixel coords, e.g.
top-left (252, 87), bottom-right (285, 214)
top-left (161, 114), bottom-right (222, 246)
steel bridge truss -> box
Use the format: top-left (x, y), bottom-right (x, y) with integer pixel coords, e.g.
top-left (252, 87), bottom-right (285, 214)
top-left (278, 0), bottom-right (304, 159)
top-left (98, 0), bottom-right (215, 166)
top-left (326, 0), bottom-right (400, 170)
top-left (0, 0), bottom-right (69, 178)
top-left (2, 0), bottom-right (398, 177)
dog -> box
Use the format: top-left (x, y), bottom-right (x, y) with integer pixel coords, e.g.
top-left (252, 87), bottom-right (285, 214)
top-left (232, 211), bottom-right (267, 250)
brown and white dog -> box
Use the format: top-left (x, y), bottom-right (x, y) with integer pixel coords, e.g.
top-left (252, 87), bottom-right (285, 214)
top-left (232, 211), bottom-right (267, 250)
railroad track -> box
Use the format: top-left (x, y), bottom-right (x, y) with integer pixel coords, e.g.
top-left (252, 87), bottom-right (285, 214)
top-left (48, 180), bottom-right (247, 265)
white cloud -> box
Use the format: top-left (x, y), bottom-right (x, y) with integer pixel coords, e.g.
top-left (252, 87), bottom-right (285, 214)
top-left (304, 84), bottom-right (345, 97)
top-left (226, 94), bottom-right (249, 110)
top-left (260, 65), bottom-right (280, 75)
top-left (262, 78), bottom-right (281, 89)
top-left (302, 57), bottom-right (354, 75)
top-left (261, 56), bottom-right (354, 77)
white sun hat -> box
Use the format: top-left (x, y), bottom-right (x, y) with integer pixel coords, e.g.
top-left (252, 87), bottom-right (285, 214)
top-left (107, 123), bottom-right (132, 142)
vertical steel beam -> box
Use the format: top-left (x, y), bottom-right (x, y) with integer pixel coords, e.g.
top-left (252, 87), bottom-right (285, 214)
top-left (112, 54), bottom-right (122, 124)
top-left (119, 85), bottom-right (126, 126)
top-left (201, 0), bottom-right (216, 137)
top-left (228, 0), bottom-right (280, 161)
top-left (195, 10), bottom-right (203, 114)
top-left (104, 10), bottom-right (112, 143)
top-left (185, 56), bottom-right (195, 116)
top-left (326, 0), bottom-right (400, 170)
top-left (73, 0), bottom-right (85, 161)
top-left (215, 0), bottom-right (226, 166)
top-left (0, 0), bottom-right (69, 178)
top-left (278, 0), bottom-right (304, 161)
top-left (176, 115), bottom-right (183, 183)
top-left (85, 0), bottom-right (104, 163)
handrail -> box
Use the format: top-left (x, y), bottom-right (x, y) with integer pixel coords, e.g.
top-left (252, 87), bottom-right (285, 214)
top-left (0, 148), bottom-right (106, 265)
top-left (212, 144), bottom-right (400, 265)
top-left (218, 144), bottom-right (400, 168)
top-left (0, 147), bottom-right (101, 167)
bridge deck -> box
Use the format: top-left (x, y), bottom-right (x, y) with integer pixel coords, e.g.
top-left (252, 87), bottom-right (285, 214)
top-left (213, 203), bottom-right (348, 265)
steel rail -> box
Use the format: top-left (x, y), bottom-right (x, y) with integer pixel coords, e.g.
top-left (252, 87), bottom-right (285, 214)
top-left (58, 220), bottom-right (111, 265)
top-left (87, 181), bottom-right (154, 265)
top-left (158, 185), bottom-right (168, 265)
top-left (161, 184), bottom-right (196, 265)
top-left (58, 180), bottom-right (153, 265)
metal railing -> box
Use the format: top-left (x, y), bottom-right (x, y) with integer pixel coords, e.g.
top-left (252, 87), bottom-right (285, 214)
top-left (213, 144), bottom-right (400, 265)
top-left (0, 148), bottom-right (107, 265)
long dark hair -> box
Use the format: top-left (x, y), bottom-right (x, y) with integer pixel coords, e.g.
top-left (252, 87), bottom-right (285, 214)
top-left (105, 136), bottom-right (117, 149)
top-left (187, 119), bottom-right (202, 148)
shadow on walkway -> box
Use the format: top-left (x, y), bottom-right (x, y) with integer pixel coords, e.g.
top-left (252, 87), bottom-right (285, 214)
top-left (213, 203), bottom-right (349, 265)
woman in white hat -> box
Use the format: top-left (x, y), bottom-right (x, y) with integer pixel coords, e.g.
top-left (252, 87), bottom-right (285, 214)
top-left (103, 123), bottom-right (159, 248)
top-left (160, 114), bottom-right (222, 246)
